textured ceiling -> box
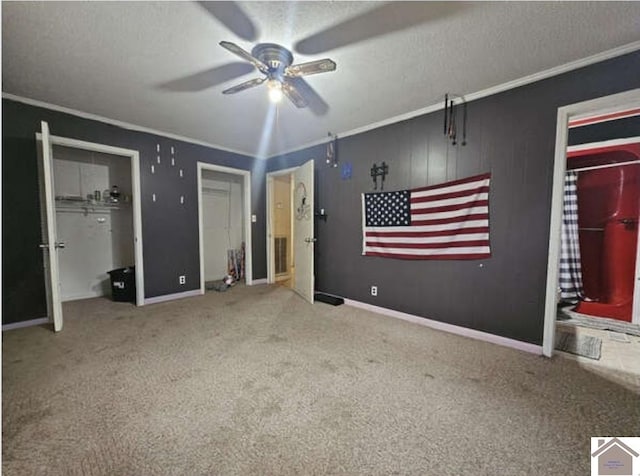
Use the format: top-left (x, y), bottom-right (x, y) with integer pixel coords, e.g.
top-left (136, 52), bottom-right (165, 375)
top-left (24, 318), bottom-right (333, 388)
top-left (3, 1), bottom-right (640, 158)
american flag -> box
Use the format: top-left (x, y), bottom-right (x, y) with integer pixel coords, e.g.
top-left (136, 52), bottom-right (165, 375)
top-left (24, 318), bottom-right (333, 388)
top-left (362, 173), bottom-right (491, 260)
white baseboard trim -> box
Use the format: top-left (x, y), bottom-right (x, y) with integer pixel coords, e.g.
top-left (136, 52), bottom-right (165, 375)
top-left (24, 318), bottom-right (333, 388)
top-left (2, 317), bottom-right (49, 331)
top-left (250, 278), bottom-right (268, 285)
top-left (344, 299), bottom-right (543, 355)
top-left (144, 289), bottom-right (201, 305)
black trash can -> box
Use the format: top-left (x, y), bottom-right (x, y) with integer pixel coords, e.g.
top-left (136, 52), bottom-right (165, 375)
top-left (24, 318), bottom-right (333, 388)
top-left (108, 267), bottom-right (136, 303)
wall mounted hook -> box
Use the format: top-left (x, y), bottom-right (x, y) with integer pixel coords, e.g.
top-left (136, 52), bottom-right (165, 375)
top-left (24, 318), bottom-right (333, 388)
top-left (444, 93), bottom-right (467, 147)
top-left (370, 162), bottom-right (389, 190)
top-left (326, 132), bottom-right (338, 167)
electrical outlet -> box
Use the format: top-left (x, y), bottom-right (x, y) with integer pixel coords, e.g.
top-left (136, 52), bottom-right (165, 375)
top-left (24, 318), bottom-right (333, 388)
top-left (179, 275), bottom-right (186, 285)
top-left (371, 285), bottom-right (378, 296)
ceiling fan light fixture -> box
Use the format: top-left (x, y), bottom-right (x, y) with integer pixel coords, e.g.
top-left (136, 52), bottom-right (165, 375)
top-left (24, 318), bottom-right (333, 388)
top-left (267, 79), bottom-right (283, 103)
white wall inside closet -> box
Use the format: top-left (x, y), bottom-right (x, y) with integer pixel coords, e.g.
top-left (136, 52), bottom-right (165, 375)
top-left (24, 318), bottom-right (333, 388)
top-left (201, 170), bottom-right (244, 282)
top-left (53, 145), bottom-right (134, 301)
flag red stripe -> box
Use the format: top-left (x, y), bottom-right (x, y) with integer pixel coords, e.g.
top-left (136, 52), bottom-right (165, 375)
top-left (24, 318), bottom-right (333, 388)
top-left (365, 226), bottom-right (489, 238)
top-left (411, 173), bottom-right (490, 193)
top-left (411, 199), bottom-right (488, 214)
top-left (411, 213), bottom-right (489, 226)
top-left (411, 186), bottom-right (490, 204)
top-left (365, 252), bottom-right (491, 260)
top-left (365, 240), bottom-right (489, 249)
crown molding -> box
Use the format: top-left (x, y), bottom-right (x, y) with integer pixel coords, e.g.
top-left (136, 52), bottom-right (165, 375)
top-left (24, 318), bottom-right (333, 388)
top-left (1, 92), bottom-right (255, 159)
top-left (4, 40), bottom-right (639, 161)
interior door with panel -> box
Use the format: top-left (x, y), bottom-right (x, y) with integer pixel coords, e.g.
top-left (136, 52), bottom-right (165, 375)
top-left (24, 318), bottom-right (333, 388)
top-left (37, 121), bottom-right (64, 331)
top-left (292, 159), bottom-right (315, 303)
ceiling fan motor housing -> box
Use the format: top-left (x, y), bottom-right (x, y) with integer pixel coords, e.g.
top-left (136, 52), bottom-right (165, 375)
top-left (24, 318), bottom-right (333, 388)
top-left (251, 43), bottom-right (293, 79)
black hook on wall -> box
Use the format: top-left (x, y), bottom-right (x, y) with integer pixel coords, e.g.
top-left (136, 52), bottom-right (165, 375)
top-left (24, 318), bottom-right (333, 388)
top-left (326, 132), bottom-right (338, 168)
top-left (444, 93), bottom-right (467, 146)
top-left (371, 162), bottom-right (389, 190)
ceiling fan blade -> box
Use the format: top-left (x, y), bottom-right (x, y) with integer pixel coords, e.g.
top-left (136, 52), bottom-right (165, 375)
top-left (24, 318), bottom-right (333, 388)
top-left (283, 78), bottom-right (329, 116)
top-left (157, 62), bottom-right (255, 92)
top-left (197, 1), bottom-right (258, 42)
top-left (284, 58), bottom-right (336, 78)
top-left (295, 2), bottom-right (472, 55)
top-left (219, 41), bottom-right (269, 74)
top-left (282, 81), bottom-right (307, 108)
top-left (222, 77), bottom-right (266, 95)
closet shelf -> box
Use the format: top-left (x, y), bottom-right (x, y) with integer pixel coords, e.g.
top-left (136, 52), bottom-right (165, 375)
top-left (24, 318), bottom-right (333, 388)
top-left (55, 198), bottom-right (128, 213)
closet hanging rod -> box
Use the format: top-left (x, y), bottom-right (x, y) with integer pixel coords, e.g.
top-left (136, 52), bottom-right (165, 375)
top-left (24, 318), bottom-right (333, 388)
top-left (569, 159), bottom-right (640, 173)
top-left (202, 187), bottom-right (230, 194)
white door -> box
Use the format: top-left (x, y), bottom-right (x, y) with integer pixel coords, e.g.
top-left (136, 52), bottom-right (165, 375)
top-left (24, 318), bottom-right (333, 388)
top-left (292, 159), bottom-right (315, 303)
top-left (38, 121), bottom-right (64, 331)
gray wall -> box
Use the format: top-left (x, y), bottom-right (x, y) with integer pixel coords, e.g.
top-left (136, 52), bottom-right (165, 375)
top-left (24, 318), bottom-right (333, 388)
top-left (268, 51), bottom-right (640, 345)
top-left (2, 99), bottom-right (267, 324)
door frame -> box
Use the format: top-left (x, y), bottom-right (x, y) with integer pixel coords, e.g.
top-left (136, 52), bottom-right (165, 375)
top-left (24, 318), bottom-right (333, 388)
top-left (542, 88), bottom-right (640, 357)
top-left (197, 162), bottom-right (253, 293)
top-left (36, 132), bottom-right (145, 307)
top-left (266, 167), bottom-right (298, 284)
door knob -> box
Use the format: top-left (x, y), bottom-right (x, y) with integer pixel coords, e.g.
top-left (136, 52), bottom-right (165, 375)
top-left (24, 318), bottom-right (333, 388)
top-left (304, 237), bottom-right (317, 243)
top-left (39, 243), bottom-right (48, 249)
top-left (55, 242), bottom-right (66, 249)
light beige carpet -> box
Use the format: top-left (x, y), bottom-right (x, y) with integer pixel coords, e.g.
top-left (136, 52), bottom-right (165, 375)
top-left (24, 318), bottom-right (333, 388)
top-left (3, 284), bottom-right (639, 475)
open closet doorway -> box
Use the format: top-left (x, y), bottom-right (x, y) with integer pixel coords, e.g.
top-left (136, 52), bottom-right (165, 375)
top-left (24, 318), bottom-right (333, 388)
top-left (197, 163), bottom-right (252, 293)
top-left (543, 90), bottom-right (640, 371)
top-left (53, 145), bottom-right (136, 301)
top-left (36, 122), bottom-right (144, 332)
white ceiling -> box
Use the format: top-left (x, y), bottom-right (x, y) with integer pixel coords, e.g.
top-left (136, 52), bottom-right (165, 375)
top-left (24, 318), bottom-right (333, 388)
top-left (3, 1), bottom-right (640, 158)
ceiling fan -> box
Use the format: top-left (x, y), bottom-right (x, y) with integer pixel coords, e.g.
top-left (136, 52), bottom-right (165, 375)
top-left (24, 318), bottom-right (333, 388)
top-left (159, 2), bottom-right (471, 116)
top-left (218, 41), bottom-right (336, 109)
